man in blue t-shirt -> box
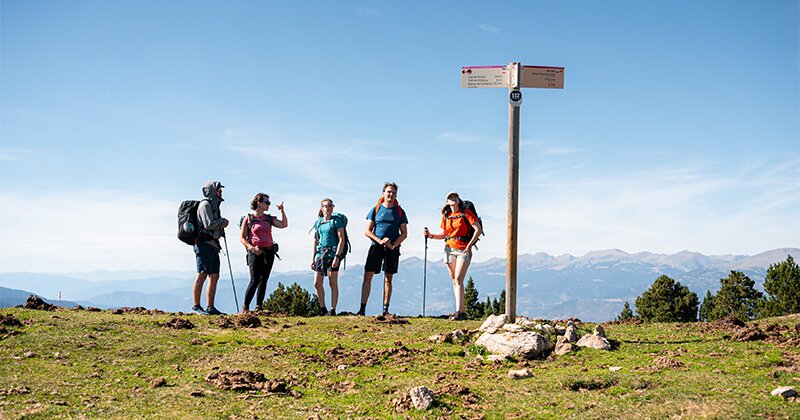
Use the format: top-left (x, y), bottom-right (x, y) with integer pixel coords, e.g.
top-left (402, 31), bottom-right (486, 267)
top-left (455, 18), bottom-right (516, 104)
top-left (358, 182), bottom-right (408, 316)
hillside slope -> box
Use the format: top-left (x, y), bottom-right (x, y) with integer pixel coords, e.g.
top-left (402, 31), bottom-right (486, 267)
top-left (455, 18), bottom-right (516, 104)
top-left (1, 308), bottom-right (798, 418)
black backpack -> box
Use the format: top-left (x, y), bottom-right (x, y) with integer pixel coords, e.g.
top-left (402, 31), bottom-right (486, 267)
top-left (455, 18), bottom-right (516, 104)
top-left (177, 199), bottom-right (212, 245)
top-left (446, 200), bottom-right (485, 246)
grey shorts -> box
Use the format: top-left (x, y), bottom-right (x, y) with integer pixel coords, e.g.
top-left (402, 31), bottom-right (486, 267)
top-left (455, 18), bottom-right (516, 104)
top-left (444, 246), bottom-right (471, 265)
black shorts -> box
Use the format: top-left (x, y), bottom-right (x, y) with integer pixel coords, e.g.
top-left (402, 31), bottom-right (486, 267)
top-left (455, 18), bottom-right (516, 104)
top-left (313, 255), bottom-right (340, 275)
top-left (364, 243), bottom-right (400, 274)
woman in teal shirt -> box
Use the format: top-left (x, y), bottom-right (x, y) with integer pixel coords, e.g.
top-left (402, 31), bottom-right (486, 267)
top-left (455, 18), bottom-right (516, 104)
top-left (310, 198), bottom-right (346, 316)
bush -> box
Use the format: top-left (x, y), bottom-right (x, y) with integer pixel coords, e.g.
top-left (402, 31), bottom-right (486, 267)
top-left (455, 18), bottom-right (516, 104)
top-left (698, 290), bottom-right (715, 322)
top-left (262, 282), bottom-right (319, 316)
top-left (761, 255), bottom-right (800, 317)
top-left (634, 275), bottom-right (698, 322)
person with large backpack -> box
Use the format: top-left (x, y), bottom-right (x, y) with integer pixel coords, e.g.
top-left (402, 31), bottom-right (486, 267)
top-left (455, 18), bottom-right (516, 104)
top-left (239, 192), bottom-right (288, 313)
top-left (359, 182), bottom-right (408, 316)
top-left (310, 198), bottom-right (348, 316)
top-left (192, 180), bottom-right (230, 315)
top-left (424, 191), bottom-right (483, 320)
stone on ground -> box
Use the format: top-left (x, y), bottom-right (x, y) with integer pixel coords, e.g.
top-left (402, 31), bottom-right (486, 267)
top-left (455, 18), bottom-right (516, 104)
top-left (409, 386), bottom-right (435, 410)
top-left (475, 331), bottom-right (553, 359)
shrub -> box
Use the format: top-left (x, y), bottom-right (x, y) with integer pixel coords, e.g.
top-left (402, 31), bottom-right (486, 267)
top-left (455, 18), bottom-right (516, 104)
top-left (634, 275), bottom-right (698, 322)
top-left (616, 301), bottom-right (635, 321)
top-left (262, 282), bottom-right (319, 316)
top-left (705, 271), bottom-right (764, 321)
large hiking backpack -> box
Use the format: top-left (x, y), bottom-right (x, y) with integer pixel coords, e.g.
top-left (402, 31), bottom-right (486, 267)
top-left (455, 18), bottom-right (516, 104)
top-left (312, 213), bottom-right (352, 268)
top-left (445, 200), bottom-right (485, 247)
top-left (177, 199), bottom-right (211, 245)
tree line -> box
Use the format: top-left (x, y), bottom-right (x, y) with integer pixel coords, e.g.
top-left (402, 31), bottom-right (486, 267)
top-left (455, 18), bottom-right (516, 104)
top-left (617, 255), bottom-right (799, 322)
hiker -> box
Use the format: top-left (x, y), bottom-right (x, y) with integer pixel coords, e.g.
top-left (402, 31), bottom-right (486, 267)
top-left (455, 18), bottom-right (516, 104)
top-left (310, 198), bottom-right (347, 316)
top-left (358, 182), bottom-right (408, 316)
top-left (424, 191), bottom-right (482, 320)
top-left (239, 193), bottom-right (288, 312)
top-left (192, 180), bottom-right (230, 315)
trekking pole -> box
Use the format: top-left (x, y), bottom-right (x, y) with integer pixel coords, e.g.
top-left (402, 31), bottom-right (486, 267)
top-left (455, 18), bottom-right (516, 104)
top-left (222, 234), bottom-right (240, 310)
top-left (423, 227), bottom-right (428, 317)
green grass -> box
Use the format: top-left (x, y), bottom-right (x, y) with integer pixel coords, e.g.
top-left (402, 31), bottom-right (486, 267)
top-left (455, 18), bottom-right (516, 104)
top-left (1, 309), bottom-right (798, 418)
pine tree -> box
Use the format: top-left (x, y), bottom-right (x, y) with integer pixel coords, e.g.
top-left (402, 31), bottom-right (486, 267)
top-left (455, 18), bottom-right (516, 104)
top-left (463, 277), bottom-right (484, 320)
top-left (761, 255), bottom-right (800, 317)
top-left (698, 290), bottom-right (715, 322)
top-left (616, 301), bottom-right (634, 321)
top-left (484, 296), bottom-right (494, 316)
top-left (708, 271), bottom-right (764, 321)
top-left (634, 275), bottom-right (698, 322)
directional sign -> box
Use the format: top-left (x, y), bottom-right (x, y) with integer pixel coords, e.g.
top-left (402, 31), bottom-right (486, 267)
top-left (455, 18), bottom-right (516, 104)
top-left (520, 65), bottom-right (565, 89)
top-left (461, 65), bottom-right (508, 88)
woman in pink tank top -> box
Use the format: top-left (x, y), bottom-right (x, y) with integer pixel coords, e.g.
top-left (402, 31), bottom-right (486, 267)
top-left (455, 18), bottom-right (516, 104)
top-left (239, 193), bottom-right (288, 312)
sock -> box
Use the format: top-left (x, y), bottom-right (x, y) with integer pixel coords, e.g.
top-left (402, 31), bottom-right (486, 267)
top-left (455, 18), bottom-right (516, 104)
top-left (383, 304), bottom-right (389, 313)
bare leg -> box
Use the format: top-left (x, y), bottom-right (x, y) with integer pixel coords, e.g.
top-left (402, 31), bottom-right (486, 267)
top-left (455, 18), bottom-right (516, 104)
top-left (361, 271), bottom-right (375, 305)
top-left (329, 271), bottom-right (339, 311)
top-left (313, 271), bottom-right (326, 309)
top-left (206, 274), bottom-right (220, 307)
top-left (383, 273), bottom-right (393, 307)
top-left (445, 260), bottom-right (459, 313)
top-left (453, 257), bottom-right (471, 313)
top-left (193, 273), bottom-right (208, 306)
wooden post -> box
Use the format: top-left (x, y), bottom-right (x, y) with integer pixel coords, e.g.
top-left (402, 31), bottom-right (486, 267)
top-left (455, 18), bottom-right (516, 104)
top-left (506, 62), bottom-right (520, 322)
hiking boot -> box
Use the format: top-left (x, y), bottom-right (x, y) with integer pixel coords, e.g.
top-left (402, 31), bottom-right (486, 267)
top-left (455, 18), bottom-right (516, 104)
top-left (328, 309), bottom-right (336, 316)
top-left (449, 312), bottom-right (466, 321)
top-left (241, 304), bottom-right (250, 313)
top-left (205, 305), bottom-right (225, 316)
top-left (191, 305), bottom-right (207, 315)
top-left (356, 309), bottom-right (365, 316)
top-left (318, 306), bottom-right (328, 316)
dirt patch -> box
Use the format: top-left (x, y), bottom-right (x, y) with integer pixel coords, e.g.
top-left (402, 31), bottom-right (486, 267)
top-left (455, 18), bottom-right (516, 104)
top-left (160, 318), bottom-right (195, 330)
top-left (373, 314), bottom-right (409, 325)
top-left (653, 356), bottom-right (687, 369)
top-left (205, 370), bottom-right (290, 394)
top-left (774, 352), bottom-right (800, 373)
top-left (0, 386), bottom-right (31, 396)
top-left (86, 307), bottom-right (102, 312)
top-left (322, 344), bottom-right (420, 367)
top-left (437, 383), bottom-right (481, 409)
top-left (390, 393), bottom-right (413, 412)
top-left (733, 325), bottom-right (767, 342)
top-left (330, 380), bottom-right (356, 394)
top-left (112, 307), bottom-right (166, 315)
top-left (562, 376), bottom-right (618, 391)
top-left (0, 314), bottom-right (23, 327)
top-left (23, 295), bottom-right (57, 311)
top-left (216, 313), bottom-right (268, 329)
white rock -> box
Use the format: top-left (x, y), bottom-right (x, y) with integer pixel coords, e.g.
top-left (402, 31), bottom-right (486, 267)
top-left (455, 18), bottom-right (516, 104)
top-left (508, 368), bottom-right (533, 379)
top-left (770, 386), bottom-right (797, 398)
top-left (564, 326), bottom-right (578, 343)
top-left (486, 354), bottom-right (509, 363)
top-left (451, 329), bottom-right (466, 340)
top-left (554, 326), bottom-right (567, 336)
top-left (594, 325), bottom-right (607, 338)
top-left (409, 386), bottom-right (435, 410)
top-left (475, 331), bottom-right (553, 359)
top-left (575, 333), bottom-right (611, 350)
top-left (534, 324), bottom-right (555, 334)
top-left (555, 335), bottom-right (574, 355)
top-left (609, 366), bottom-right (622, 372)
top-left (337, 364), bottom-right (348, 371)
top-left (502, 323), bottom-right (525, 333)
top-left (478, 314), bottom-right (508, 333)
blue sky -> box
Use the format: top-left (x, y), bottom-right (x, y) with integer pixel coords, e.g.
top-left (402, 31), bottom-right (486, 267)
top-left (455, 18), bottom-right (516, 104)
top-left (1, 0), bottom-right (798, 273)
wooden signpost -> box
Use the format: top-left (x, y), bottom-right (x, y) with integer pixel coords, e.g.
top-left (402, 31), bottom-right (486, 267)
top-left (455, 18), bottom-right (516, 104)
top-left (461, 62), bottom-right (565, 322)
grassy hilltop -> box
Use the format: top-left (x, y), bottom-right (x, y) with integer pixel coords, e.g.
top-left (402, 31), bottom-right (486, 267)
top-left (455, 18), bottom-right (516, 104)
top-left (1, 307), bottom-right (798, 418)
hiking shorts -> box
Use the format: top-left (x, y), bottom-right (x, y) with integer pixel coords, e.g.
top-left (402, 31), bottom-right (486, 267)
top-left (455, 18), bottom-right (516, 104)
top-left (445, 246), bottom-right (471, 265)
top-left (194, 241), bottom-right (220, 274)
top-left (313, 254), bottom-right (340, 275)
top-left (364, 243), bottom-right (400, 274)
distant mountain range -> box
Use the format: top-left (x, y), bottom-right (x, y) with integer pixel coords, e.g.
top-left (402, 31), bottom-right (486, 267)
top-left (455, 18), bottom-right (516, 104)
top-left (1, 248), bottom-right (796, 322)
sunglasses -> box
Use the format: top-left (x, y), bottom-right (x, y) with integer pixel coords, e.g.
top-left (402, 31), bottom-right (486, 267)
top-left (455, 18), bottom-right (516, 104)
top-left (322, 203), bottom-right (335, 208)
top-left (260, 199), bottom-right (271, 205)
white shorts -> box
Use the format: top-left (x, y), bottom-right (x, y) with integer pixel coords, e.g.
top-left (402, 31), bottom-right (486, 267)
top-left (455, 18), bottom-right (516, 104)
top-left (444, 246), bottom-right (471, 265)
